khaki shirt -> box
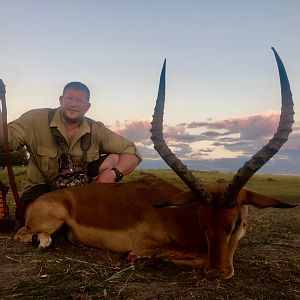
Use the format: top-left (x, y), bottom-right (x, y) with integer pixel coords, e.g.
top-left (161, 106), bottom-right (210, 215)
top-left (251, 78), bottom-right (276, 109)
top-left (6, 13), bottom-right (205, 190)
top-left (0, 108), bottom-right (141, 191)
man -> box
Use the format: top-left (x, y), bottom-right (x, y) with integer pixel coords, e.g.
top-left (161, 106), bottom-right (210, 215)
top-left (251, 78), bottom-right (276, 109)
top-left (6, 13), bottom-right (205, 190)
top-left (0, 82), bottom-right (141, 221)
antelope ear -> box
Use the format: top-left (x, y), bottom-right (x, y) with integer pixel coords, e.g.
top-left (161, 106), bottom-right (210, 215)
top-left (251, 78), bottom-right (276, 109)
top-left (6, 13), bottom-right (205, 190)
top-left (242, 189), bottom-right (297, 209)
top-left (153, 191), bottom-right (198, 208)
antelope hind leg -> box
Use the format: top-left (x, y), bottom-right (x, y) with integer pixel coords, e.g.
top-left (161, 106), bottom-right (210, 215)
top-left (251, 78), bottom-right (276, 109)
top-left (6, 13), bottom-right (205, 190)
top-left (14, 197), bottom-right (67, 251)
top-left (14, 227), bottom-right (54, 251)
top-left (14, 226), bottom-right (35, 243)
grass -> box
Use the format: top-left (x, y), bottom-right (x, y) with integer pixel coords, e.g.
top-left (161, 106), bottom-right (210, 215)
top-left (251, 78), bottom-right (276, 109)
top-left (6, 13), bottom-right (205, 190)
top-left (0, 166), bottom-right (27, 189)
top-left (1, 166), bottom-right (299, 203)
top-left (130, 169), bottom-right (300, 202)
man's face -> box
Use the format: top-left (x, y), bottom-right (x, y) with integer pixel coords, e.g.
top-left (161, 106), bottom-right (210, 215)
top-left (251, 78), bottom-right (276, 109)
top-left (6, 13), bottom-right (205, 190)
top-left (59, 88), bottom-right (91, 123)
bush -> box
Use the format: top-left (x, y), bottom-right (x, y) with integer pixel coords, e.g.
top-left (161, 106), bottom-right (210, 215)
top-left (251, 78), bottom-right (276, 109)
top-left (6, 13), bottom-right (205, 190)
top-left (0, 148), bottom-right (28, 166)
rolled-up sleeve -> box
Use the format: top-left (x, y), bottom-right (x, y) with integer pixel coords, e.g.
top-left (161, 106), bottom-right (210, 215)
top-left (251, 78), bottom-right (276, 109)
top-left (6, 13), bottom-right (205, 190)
top-left (0, 119), bottom-right (26, 152)
top-left (94, 122), bottom-right (142, 163)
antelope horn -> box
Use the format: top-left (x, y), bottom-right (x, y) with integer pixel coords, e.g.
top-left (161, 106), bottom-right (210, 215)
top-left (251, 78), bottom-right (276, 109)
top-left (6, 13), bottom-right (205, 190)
top-left (223, 48), bottom-right (294, 207)
top-left (150, 59), bottom-right (212, 205)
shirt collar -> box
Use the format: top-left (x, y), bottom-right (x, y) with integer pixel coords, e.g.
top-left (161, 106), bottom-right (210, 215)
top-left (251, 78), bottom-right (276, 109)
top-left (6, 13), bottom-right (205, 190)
top-left (50, 108), bottom-right (91, 135)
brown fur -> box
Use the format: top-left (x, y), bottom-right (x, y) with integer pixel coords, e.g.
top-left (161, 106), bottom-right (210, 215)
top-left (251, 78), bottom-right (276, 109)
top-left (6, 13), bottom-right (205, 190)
top-left (14, 176), bottom-right (294, 279)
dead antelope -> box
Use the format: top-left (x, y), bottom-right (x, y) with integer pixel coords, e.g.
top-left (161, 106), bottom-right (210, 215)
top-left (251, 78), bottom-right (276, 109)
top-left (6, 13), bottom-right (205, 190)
top-left (14, 48), bottom-right (296, 279)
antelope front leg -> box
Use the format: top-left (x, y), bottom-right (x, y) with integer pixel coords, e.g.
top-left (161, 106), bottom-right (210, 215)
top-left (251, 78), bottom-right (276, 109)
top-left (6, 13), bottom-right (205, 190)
top-left (163, 251), bottom-right (207, 268)
top-left (128, 246), bottom-right (207, 269)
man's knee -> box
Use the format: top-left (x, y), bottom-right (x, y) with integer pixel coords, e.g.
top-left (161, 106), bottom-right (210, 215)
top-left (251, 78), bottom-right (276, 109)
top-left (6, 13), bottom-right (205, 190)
top-left (20, 184), bottom-right (50, 222)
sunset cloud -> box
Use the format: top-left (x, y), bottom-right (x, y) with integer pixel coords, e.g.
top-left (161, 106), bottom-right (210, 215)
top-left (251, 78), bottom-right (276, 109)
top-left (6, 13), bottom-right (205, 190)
top-left (187, 113), bottom-right (281, 140)
top-left (115, 120), bottom-right (151, 142)
top-left (111, 117), bottom-right (300, 174)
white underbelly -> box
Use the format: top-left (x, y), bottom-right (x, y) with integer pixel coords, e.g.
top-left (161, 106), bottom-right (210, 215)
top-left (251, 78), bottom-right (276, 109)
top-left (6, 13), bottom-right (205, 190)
top-left (70, 223), bottom-right (136, 252)
top-left (65, 217), bottom-right (158, 253)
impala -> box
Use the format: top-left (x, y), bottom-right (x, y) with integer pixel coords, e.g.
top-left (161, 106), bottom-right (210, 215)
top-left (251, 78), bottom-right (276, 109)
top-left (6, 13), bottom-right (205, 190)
top-left (15, 48), bottom-right (296, 279)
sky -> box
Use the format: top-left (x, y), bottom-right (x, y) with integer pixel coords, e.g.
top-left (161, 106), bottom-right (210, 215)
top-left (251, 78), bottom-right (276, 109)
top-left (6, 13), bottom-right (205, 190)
top-left (1, 0), bottom-right (300, 174)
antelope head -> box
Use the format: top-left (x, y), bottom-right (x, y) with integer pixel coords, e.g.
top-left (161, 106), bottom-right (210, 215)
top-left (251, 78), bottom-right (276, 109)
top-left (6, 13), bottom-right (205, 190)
top-left (150, 48), bottom-right (296, 279)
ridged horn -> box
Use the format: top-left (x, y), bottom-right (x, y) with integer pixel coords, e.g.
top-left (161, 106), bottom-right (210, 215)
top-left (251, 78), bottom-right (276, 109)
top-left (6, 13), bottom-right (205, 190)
top-left (223, 48), bottom-right (294, 207)
top-left (150, 59), bottom-right (212, 205)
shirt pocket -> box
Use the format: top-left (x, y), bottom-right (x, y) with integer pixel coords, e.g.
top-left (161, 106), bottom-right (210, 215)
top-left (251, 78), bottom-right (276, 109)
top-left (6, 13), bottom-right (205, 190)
top-left (37, 145), bottom-right (58, 172)
top-left (86, 150), bottom-right (100, 163)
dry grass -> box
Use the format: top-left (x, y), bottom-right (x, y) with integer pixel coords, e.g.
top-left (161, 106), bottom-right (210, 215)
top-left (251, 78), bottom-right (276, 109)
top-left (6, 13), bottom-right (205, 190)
top-left (0, 169), bottom-right (299, 299)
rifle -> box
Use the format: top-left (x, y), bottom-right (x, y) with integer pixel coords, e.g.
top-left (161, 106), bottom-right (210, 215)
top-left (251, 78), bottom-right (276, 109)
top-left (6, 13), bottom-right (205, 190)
top-left (0, 79), bottom-right (22, 231)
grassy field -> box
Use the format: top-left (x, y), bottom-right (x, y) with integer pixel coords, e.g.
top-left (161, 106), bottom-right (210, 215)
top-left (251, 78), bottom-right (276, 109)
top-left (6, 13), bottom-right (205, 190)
top-left (1, 166), bottom-right (299, 199)
top-left (0, 168), bottom-right (299, 299)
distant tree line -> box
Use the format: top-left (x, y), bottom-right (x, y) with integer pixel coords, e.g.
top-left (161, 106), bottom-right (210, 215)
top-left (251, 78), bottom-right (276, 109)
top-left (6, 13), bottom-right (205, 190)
top-left (0, 148), bottom-right (28, 167)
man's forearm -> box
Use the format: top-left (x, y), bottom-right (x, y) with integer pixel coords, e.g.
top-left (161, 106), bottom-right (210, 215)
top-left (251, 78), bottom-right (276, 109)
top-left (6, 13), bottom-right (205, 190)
top-left (114, 153), bottom-right (140, 175)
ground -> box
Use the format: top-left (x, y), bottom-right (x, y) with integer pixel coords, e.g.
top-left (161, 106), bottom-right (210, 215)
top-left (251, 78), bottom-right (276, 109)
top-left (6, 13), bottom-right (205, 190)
top-left (0, 205), bottom-right (299, 299)
top-left (0, 171), bottom-right (299, 299)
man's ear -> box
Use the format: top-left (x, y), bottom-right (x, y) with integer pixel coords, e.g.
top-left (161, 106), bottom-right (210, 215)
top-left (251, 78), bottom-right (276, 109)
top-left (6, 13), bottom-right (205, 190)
top-left (84, 102), bottom-right (91, 113)
top-left (59, 96), bottom-right (63, 105)
top-left (153, 191), bottom-right (198, 208)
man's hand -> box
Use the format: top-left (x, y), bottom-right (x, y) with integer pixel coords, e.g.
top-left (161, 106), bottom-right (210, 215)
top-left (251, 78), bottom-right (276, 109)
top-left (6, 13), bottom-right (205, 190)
top-left (92, 153), bottom-right (140, 184)
top-left (93, 169), bottom-right (116, 183)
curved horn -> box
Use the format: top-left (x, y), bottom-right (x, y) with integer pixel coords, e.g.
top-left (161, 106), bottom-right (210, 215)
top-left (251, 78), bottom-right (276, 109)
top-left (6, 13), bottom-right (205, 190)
top-left (150, 60), bottom-right (212, 205)
top-left (224, 48), bottom-right (294, 207)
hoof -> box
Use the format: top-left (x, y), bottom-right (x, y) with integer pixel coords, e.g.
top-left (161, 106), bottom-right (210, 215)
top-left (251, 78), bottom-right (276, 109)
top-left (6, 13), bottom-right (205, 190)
top-left (32, 234), bottom-right (39, 247)
top-left (127, 254), bottom-right (141, 261)
top-left (36, 233), bottom-right (52, 251)
top-left (204, 267), bottom-right (234, 280)
top-left (37, 245), bottom-right (50, 253)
